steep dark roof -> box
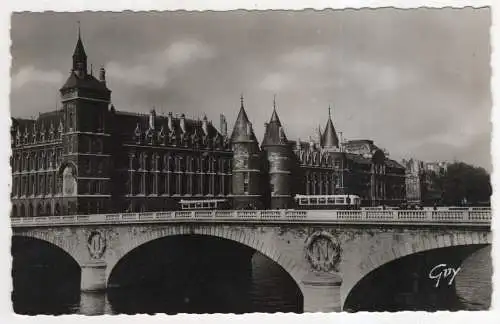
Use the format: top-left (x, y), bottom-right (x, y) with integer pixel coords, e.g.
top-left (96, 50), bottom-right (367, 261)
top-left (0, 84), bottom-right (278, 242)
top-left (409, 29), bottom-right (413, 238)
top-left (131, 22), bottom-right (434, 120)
top-left (73, 35), bottom-right (87, 62)
top-left (60, 72), bottom-right (109, 91)
top-left (321, 114), bottom-right (339, 149)
top-left (230, 100), bottom-right (258, 143)
top-left (261, 107), bottom-right (288, 147)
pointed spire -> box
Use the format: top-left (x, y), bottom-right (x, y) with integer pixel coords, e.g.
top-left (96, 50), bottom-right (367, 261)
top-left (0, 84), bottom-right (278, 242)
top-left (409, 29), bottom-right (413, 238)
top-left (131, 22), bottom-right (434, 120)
top-left (72, 21), bottom-right (87, 75)
top-left (321, 105), bottom-right (339, 149)
top-left (262, 97), bottom-right (287, 147)
top-left (269, 95), bottom-right (281, 126)
top-left (231, 95), bottom-right (257, 143)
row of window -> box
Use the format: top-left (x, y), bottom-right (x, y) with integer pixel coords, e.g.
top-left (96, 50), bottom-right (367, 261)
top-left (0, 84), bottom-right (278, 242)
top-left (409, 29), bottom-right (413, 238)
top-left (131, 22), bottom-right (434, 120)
top-left (11, 150), bottom-right (63, 172)
top-left (127, 173), bottom-right (231, 196)
top-left (129, 152), bottom-right (232, 173)
top-left (12, 176), bottom-right (107, 197)
top-left (12, 174), bottom-right (61, 197)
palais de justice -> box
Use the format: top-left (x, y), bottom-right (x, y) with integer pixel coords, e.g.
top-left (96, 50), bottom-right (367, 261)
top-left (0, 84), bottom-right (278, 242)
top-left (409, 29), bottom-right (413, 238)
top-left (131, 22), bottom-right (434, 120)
top-left (10, 33), bottom-right (407, 217)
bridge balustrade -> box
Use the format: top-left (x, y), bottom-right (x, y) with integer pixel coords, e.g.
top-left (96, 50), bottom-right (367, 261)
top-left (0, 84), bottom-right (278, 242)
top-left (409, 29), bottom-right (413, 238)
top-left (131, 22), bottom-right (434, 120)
top-left (336, 211), bottom-right (363, 220)
top-left (261, 211), bottom-right (283, 219)
top-left (9, 209), bottom-right (492, 227)
top-left (431, 210), bottom-right (466, 221)
top-left (397, 211), bottom-right (427, 221)
top-left (194, 211), bottom-right (214, 218)
top-left (364, 211), bottom-right (395, 221)
top-left (469, 211), bottom-right (491, 221)
top-left (284, 210), bottom-right (308, 219)
top-left (236, 211), bottom-right (259, 219)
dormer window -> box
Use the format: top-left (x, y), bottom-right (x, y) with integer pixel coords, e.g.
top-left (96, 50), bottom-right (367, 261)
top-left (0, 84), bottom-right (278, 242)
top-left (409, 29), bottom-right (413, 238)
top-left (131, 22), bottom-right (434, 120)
top-left (134, 124), bottom-right (141, 144)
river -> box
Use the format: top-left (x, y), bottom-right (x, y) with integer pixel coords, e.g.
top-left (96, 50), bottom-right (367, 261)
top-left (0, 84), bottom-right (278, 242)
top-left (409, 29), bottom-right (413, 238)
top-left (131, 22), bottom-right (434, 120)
top-left (12, 246), bottom-right (491, 314)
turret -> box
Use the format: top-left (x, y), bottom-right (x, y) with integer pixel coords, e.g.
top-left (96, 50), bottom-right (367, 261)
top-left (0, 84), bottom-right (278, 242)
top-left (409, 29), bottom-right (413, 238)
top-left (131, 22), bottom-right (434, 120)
top-left (261, 96), bottom-right (295, 209)
top-left (321, 105), bottom-right (339, 151)
top-left (230, 95), bottom-right (263, 209)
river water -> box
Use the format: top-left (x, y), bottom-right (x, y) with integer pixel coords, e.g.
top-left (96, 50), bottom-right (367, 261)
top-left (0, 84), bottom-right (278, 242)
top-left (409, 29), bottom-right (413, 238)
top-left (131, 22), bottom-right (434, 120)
top-left (12, 244), bottom-right (491, 314)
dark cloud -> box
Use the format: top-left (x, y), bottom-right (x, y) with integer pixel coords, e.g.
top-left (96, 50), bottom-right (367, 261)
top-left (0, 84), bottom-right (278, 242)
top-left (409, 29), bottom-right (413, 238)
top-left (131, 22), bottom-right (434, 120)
top-left (10, 8), bottom-right (491, 171)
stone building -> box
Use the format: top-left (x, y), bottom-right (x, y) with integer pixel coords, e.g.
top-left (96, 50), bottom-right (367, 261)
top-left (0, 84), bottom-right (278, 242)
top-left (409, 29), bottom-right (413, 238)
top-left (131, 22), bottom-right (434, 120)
top-left (10, 32), bottom-right (407, 217)
top-left (401, 159), bottom-right (449, 207)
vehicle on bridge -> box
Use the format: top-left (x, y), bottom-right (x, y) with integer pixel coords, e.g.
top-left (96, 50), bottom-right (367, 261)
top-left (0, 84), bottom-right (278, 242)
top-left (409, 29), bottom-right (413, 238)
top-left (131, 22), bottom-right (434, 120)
top-left (294, 194), bottom-right (362, 210)
top-left (180, 199), bottom-right (230, 210)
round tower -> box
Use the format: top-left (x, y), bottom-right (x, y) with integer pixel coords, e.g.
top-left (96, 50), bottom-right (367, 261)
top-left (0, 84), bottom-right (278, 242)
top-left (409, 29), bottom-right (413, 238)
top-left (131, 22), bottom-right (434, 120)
top-left (230, 95), bottom-right (264, 210)
top-left (261, 97), bottom-right (295, 209)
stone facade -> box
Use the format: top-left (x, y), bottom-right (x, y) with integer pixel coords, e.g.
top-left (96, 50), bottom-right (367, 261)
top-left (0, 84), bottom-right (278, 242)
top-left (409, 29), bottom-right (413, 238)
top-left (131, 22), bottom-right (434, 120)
top-left (402, 159), bottom-right (449, 206)
top-left (10, 33), bottom-right (407, 217)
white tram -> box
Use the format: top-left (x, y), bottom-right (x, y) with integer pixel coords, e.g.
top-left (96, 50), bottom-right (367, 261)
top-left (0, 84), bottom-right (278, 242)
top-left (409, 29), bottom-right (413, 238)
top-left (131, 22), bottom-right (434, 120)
top-left (179, 199), bottom-right (229, 210)
top-left (294, 194), bottom-right (362, 210)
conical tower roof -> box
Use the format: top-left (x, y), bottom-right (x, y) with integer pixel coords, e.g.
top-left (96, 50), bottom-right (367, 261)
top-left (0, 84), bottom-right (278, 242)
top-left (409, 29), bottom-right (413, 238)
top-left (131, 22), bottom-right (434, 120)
top-left (261, 97), bottom-right (288, 147)
top-left (230, 95), bottom-right (258, 143)
top-left (72, 22), bottom-right (87, 72)
top-left (321, 106), bottom-right (339, 149)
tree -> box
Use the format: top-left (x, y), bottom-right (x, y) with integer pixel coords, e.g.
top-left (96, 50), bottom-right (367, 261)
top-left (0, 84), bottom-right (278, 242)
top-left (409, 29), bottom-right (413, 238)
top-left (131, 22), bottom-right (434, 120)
top-left (431, 162), bottom-right (491, 206)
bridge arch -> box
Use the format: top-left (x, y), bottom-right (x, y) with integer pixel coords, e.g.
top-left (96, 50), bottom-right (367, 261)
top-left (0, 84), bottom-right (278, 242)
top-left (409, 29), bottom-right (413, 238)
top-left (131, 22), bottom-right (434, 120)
top-left (105, 226), bottom-right (308, 294)
top-left (341, 231), bottom-right (492, 310)
top-left (12, 231), bottom-right (84, 266)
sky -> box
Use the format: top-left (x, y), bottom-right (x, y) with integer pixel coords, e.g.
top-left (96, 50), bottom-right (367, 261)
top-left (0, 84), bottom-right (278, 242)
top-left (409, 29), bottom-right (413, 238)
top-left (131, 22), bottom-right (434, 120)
top-left (10, 8), bottom-right (492, 171)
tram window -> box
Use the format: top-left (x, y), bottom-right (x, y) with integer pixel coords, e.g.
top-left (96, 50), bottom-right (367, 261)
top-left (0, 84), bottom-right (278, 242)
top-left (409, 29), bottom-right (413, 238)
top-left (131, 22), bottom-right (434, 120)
top-left (300, 198), bottom-right (307, 205)
top-left (319, 198), bottom-right (326, 204)
top-left (336, 198), bottom-right (344, 204)
top-left (311, 198), bottom-right (318, 204)
top-left (327, 198), bottom-right (335, 204)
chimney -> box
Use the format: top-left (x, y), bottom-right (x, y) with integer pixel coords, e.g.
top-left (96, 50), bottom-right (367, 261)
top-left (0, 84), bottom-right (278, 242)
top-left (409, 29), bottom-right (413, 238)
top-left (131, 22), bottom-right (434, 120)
top-left (202, 115), bottom-right (208, 135)
top-left (180, 113), bottom-right (186, 133)
top-left (167, 112), bottom-right (173, 131)
top-left (149, 108), bottom-right (156, 130)
top-left (220, 114), bottom-right (227, 137)
top-left (99, 66), bottom-right (106, 84)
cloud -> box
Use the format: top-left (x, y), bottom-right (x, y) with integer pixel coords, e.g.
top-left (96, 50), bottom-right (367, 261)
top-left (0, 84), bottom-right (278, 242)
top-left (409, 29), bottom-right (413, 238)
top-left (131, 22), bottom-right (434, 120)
top-left (259, 72), bottom-right (295, 92)
top-left (280, 47), bottom-right (329, 69)
top-left (12, 66), bottom-right (64, 89)
top-left (106, 39), bottom-right (215, 88)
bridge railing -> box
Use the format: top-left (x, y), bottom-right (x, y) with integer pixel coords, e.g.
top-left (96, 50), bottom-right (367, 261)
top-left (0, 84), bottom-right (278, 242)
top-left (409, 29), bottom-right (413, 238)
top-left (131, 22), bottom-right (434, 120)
top-left (10, 209), bottom-right (491, 227)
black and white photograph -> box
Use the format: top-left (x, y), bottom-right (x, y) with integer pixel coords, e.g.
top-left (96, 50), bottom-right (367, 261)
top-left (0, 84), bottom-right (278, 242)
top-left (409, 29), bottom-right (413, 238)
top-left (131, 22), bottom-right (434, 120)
top-left (8, 6), bottom-right (492, 315)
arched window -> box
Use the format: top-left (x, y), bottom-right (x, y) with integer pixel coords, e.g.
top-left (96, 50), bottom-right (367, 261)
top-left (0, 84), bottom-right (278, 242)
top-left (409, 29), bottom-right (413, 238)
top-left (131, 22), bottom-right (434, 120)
top-left (20, 205), bottom-right (25, 218)
top-left (45, 203), bottom-right (51, 216)
top-left (62, 166), bottom-right (77, 196)
top-left (28, 203), bottom-right (34, 217)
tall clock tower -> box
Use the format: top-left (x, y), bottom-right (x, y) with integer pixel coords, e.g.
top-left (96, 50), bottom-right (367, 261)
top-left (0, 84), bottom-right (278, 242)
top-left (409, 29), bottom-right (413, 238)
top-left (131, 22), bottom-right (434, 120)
top-left (58, 29), bottom-right (113, 215)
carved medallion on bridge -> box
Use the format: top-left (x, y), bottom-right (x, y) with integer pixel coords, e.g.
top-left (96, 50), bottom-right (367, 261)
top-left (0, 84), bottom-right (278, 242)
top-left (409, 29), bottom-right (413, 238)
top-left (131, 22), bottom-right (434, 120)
top-left (87, 231), bottom-right (106, 259)
top-left (305, 232), bottom-right (342, 272)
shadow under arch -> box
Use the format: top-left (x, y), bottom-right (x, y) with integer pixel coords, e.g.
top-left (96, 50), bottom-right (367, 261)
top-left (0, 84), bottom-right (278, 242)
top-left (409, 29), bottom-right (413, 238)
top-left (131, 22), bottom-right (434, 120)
top-left (11, 236), bottom-right (82, 315)
top-left (343, 243), bottom-right (491, 312)
top-left (107, 234), bottom-right (304, 314)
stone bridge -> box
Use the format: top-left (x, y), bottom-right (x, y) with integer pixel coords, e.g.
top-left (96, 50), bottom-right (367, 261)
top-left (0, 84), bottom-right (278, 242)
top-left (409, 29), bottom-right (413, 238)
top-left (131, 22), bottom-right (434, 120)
top-left (11, 209), bottom-right (492, 312)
